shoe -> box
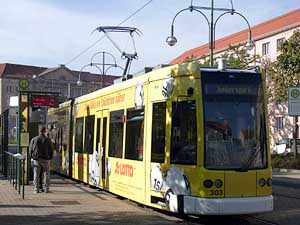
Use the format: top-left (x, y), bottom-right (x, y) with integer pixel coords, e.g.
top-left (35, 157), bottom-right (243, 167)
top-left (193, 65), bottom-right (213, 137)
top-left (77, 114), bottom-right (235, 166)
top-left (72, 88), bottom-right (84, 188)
top-left (44, 189), bottom-right (49, 193)
top-left (33, 190), bottom-right (40, 194)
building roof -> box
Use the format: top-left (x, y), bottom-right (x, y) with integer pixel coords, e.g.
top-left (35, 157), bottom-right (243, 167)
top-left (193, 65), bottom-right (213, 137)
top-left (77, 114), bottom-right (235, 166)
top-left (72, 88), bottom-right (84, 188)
top-left (0, 63), bottom-right (47, 79)
top-left (72, 70), bottom-right (120, 83)
top-left (170, 9), bottom-right (300, 64)
top-left (0, 63), bottom-right (119, 83)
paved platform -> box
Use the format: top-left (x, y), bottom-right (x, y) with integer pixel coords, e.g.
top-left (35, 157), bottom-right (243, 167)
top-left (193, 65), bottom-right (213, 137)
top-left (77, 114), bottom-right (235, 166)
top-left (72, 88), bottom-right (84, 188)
top-left (0, 174), bottom-right (184, 225)
top-left (1, 171), bottom-right (300, 225)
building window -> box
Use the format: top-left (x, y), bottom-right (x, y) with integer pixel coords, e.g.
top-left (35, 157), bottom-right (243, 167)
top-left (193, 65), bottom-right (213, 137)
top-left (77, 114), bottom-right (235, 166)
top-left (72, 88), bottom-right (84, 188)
top-left (276, 117), bottom-right (284, 130)
top-left (125, 108), bottom-right (144, 161)
top-left (108, 110), bottom-right (124, 158)
top-left (262, 42), bottom-right (270, 56)
top-left (151, 102), bottom-right (166, 163)
top-left (277, 38), bottom-right (285, 52)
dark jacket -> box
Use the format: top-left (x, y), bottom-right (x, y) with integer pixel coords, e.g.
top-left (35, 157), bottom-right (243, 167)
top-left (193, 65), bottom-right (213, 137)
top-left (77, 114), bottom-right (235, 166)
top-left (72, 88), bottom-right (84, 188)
top-left (29, 134), bottom-right (54, 160)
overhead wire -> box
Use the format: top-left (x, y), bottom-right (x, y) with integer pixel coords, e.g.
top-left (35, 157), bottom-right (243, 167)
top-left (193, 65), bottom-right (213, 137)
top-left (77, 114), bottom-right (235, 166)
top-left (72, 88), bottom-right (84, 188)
top-left (65, 0), bottom-right (154, 66)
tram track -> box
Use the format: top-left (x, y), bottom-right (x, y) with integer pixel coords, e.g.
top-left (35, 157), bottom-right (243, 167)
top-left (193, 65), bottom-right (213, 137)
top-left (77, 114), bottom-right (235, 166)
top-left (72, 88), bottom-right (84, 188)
top-left (241, 215), bottom-right (279, 225)
top-left (274, 192), bottom-right (300, 200)
top-left (172, 214), bottom-right (280, 225)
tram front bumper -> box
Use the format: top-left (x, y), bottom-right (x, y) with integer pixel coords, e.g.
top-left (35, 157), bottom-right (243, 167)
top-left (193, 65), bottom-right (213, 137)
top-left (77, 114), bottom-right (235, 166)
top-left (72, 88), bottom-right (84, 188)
top-left (183, 195), bottom-right (273, 215)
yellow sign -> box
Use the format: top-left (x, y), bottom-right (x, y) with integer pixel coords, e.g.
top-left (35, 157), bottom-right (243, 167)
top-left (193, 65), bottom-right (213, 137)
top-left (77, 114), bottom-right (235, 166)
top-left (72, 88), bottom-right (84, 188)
top-left (20, 132), bottom-right (29, 147)
top-left (20, 94), bottom-right (28, 133)
top-left (21, 95), bottom-right (28, 103)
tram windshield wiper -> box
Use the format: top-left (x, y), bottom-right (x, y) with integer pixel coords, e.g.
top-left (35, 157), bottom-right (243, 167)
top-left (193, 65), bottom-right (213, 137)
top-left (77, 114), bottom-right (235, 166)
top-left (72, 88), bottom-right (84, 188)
top-left (236, 146), bottom-right (261, 172)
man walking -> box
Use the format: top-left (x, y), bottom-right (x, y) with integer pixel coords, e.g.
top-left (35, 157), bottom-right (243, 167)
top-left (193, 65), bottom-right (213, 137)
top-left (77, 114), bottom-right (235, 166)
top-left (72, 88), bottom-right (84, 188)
top-left (29, 126), bottom-right (54, 193)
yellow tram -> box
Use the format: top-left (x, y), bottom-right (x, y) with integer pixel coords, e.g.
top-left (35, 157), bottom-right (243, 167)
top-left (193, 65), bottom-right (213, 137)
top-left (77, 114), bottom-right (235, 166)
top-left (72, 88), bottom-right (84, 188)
top-left (48, 62), bottom-right (273, 215)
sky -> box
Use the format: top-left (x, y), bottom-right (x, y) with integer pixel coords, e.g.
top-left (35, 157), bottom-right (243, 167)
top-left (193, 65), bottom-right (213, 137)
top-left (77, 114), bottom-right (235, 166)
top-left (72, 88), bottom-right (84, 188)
top-left (0, 0), bottom-right (299, 75)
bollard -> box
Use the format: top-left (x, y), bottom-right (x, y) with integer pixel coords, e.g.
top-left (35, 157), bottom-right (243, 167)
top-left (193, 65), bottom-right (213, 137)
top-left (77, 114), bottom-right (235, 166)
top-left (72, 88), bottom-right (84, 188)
top-left (18, 160), bottom-right (21, 195)
top-left (14, 158), bottom-right (18, 190)
top-left (22, 159), bottom-right (25, 199)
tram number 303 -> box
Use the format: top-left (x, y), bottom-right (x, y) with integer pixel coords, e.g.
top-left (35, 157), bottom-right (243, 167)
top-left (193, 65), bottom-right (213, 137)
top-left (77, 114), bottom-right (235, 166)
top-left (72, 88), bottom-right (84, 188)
top-left (209, 189), bottom-right (223, 196)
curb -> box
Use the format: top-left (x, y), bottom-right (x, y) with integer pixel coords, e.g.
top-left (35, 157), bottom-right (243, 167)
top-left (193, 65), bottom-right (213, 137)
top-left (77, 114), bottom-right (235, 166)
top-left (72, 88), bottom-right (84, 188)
top-left (273, 168), bottom-right (300, 174)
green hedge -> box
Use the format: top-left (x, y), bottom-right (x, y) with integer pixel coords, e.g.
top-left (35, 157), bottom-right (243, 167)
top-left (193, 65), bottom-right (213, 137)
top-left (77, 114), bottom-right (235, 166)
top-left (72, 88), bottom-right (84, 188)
top-left (271, 153), bottom-right (300, 169)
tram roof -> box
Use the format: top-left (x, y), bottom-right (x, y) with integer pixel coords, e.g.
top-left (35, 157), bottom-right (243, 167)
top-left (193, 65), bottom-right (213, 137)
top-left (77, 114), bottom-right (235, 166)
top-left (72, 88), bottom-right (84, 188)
top-left (74, 63), bottom-right (178, 105)
top-left (72, 62), bottom-right (259, 105)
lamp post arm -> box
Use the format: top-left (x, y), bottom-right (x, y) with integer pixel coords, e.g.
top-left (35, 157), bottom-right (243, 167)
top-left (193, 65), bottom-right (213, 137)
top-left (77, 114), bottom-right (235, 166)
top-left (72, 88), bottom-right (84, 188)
top-left (232, 11), bottom-right (251, 30)
top-left (170, 8), bottom-right (189, 37)
top-left (213, 10), bottom-right (252, 49)
top-left (171, 7), bottom-right (210, 29)
top-left (90, 51), bottom-right (118, 65)
top-left (193, 6), bottom-right (233, 12)
top-left (91, 64), bottom-right (104, 74)
top-left (232, 11), bottom-right (253, 46)
top-left (92, 62), bottom-right (119, 67)
top-left (78, 63), bottom-right (104, 86)
top-left (213, 11), bottom-right (233, 49)
top-left (105, 65), bottom-right (124, 75)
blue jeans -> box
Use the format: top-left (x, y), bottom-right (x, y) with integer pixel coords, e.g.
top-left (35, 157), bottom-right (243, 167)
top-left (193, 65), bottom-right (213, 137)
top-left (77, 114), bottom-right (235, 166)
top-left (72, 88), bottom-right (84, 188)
top-left (33, 160), bottom-right (50, 192)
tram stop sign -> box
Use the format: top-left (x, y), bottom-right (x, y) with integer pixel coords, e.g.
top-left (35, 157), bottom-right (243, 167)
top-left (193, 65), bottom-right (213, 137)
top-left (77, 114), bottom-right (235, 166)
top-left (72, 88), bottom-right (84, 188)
top-left (19, 79), bottom-right (29, 90)
top-left (288, 87), bottom-right (300, 116)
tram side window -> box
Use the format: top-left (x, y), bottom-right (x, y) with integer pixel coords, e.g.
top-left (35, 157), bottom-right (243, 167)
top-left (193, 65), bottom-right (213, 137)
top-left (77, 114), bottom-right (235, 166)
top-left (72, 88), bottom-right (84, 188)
top-left (108, 110), bottom-right (124, 158)
top-left (59, 125), bottom-right (63, 152)
top-left (171, 101), bottom-right (197, 165)
top-left (48, 123), bottom-right (57, 150)
top-left (61, 122), bottom-right (67, 152)
top-left (75, 117), bottom-right (84, 153)
top-left (84, 115), bottom-right (95, 154)
top-left (56, 125), bottom-right (61, 152)
top-left (96, 118), bottom-right (101, 152)
top-left (151, 102), bottom-right (166, 163)
top-left (125, 108), bottom-right (144, 161)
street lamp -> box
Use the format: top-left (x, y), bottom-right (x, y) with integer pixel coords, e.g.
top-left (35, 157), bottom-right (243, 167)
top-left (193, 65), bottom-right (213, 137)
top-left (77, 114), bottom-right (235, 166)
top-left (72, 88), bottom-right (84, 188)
top-left (245, 31), bottom-right (255, 50)
top-left (166, 25), bottom-right (177, 46)
top-left (77, 63), bottom-right (103, 89)
top-left (166, 1), bottom-right (254, 67)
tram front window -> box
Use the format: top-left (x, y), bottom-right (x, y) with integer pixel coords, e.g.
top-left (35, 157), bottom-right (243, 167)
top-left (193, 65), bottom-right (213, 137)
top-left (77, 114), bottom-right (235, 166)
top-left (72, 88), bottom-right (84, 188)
top-left (202, 72), bottom-right (267, 170)
top-left (171, 101), bottom-right (197, 165)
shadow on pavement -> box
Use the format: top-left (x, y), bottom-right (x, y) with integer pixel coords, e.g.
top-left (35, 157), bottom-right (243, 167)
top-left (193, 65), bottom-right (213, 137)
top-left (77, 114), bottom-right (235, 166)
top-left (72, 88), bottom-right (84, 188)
top-left (0, 204), bottom-right (59, 208)
top-left (0, 212), bottom-right (257, 225)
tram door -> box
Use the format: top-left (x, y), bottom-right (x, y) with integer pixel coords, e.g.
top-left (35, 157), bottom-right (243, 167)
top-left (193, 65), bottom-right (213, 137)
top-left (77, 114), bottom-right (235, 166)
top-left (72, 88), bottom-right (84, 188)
top-left (95, 109), bottom-right (109, 188)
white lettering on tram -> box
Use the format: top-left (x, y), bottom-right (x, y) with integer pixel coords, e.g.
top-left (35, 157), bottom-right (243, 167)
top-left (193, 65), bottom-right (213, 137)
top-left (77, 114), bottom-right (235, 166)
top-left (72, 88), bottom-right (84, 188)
top-left (115, 162), bottom-right (133, 177)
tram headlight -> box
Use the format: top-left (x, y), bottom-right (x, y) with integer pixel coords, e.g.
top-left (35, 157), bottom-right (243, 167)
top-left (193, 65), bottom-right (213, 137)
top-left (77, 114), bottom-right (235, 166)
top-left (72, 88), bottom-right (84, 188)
top-left (203, 179), bottom-right (213, 188)
top-left (267, 178), bottom-right (272, 187)
top-left (214, 179), bottom-right (223, 188)
top-left (258, 178), bottom-right (266, 187)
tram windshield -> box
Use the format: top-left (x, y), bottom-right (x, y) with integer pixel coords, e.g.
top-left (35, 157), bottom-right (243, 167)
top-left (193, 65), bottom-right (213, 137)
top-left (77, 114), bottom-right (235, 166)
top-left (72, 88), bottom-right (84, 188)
top-left (202, 71), bottom-right (267, 170)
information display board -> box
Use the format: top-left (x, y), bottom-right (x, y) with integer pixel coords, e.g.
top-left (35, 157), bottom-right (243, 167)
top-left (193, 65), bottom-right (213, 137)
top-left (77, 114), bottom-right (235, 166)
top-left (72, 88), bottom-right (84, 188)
top-left (30, 94), bottom-right (59, 108)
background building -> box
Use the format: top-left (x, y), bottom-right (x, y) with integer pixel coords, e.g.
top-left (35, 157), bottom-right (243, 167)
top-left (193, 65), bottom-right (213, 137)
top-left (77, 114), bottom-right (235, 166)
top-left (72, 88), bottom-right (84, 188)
top-left (0, 63), bottom-right (119, 142)
top-left (170, 9), bottom-right (300, 147)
